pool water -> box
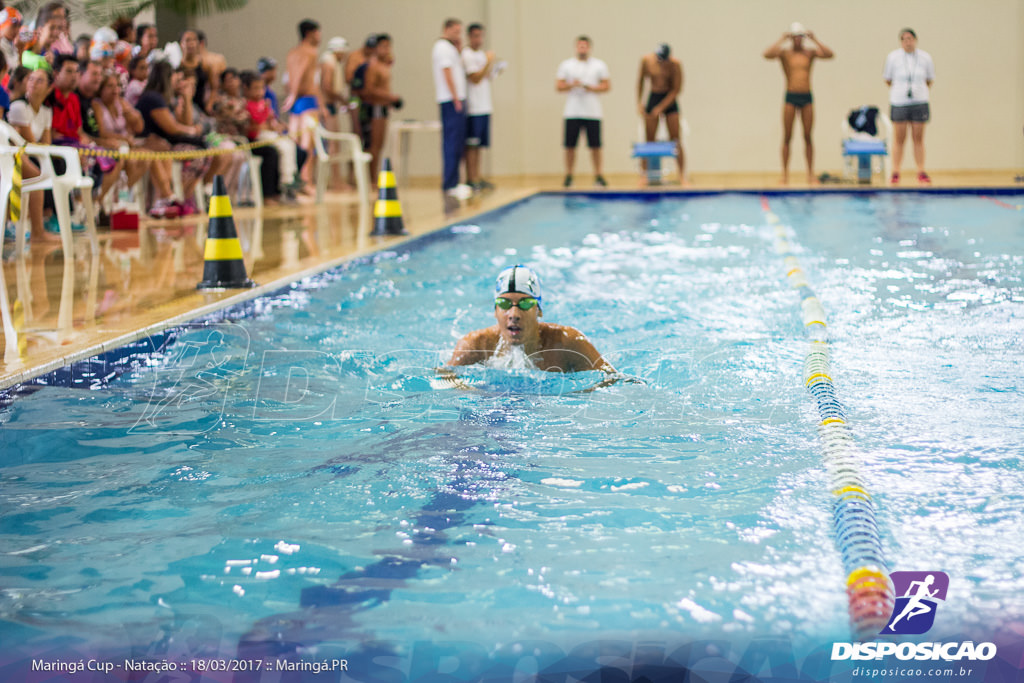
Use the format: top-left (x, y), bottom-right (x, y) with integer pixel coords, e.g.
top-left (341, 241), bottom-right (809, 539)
top-left (1, 192), bottom-right (1022, 678)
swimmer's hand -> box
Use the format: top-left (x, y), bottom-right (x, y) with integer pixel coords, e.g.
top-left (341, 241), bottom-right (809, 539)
top-left (433, 366), bottom-right (477, 391)
top-left (576, 372), bottom-right (647, 393)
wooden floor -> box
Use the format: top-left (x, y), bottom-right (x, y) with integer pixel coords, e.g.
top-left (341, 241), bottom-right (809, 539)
top-left (2, 170), bottom-right (1021, 389)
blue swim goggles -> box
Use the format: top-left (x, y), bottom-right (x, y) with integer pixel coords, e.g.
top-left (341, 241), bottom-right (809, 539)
top-left (494, 297), bottom-right (538, 311)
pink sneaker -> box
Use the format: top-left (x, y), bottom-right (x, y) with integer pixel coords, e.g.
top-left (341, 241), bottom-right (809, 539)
top-left (890, 173), bottom-right (900, 185)
top-left (173, 199), bottom-right (198, 216)
top-left (917, 172), bottom-right (932, 184)
top-left (148, 199), bottom-right (179, 219)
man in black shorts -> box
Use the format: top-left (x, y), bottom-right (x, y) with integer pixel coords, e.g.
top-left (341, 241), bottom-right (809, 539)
top-left (637, 43), bottom-right (686, 184)
top-left (555, 36), bottom-right (610, 188)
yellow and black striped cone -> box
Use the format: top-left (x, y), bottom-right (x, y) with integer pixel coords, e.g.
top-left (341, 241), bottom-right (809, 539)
top-left (371, 158), bottom-right (407, 236)
top-left (197, 176), bottom-right (256, 290)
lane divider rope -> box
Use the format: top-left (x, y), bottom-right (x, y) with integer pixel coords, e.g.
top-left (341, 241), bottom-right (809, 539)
top-left (761, 195), bottom-right (894, 639)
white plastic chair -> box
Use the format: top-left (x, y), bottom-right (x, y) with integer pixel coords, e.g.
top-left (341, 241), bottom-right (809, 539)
top-left (841, 108), bottom-right (892, 184)
top-left (313, 124), bottom-right (371, 211)
top-left (0, 120), bottom-right (97, 356)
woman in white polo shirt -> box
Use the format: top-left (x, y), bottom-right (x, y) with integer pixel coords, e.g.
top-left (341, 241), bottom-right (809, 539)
top-left (884, 28), bottom-right (934, 185)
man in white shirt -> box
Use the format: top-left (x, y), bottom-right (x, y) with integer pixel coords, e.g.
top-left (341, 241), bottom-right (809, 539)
top-left (556, 36), bottom-right (610, 188)
top-left (462, 23), bottom-right (501, 192)
top-left (432, 18), bottom-right (469, 198)
top-left (883, 28), bottom-right (935, 184)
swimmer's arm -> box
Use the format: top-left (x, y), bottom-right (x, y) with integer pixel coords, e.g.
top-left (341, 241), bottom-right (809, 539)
top-left (808, 32), bottom-right (833, 59)
top-left (764, 34), bottom-right (789, 59)
top-left (636, 59), bottom-right (646, 113)
top-left (561, 329), bottom-right (617, 374)
top-left (320, 60), bottom-right (340, 103)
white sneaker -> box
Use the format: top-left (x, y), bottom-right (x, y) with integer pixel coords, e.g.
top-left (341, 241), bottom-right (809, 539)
top-left (446, 184), bottom-right (474, 200)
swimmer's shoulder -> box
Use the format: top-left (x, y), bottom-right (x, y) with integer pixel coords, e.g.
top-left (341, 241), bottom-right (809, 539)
top-left (451, 326), bottom-right (500, 365)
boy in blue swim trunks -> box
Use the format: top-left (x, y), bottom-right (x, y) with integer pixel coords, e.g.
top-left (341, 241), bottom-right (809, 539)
top-left (285, 19), bottom-right (324, 191)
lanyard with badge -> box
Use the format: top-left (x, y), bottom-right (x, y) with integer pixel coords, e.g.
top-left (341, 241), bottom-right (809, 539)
top-left (903, 51), bottom-right (917, 99)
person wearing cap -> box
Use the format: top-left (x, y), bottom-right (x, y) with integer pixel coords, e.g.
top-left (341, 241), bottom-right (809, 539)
top-left (256, 57), bottom-right (280, 117)
top-left (556, 35), bottom-right (611, 188)
top-left (448, 265), bottom-right (616, 374)
top-left (637, 43), bottom-right (686, 186)
top-left (0, 7), bottom-right (25, 74)
top-left (319, 36), bottom-right (349, 189)
top-left (763, 23), bottom-right (833, 185)
top-left (884, 28), bottom-right (934, 185)
top-left (320, 36), bottom-right (348, 121)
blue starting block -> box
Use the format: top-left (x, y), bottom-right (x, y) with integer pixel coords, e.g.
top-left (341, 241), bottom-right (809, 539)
top-left (842, 139), bottom-right (887, 184)
top-left (632, 141), bottom-right (677, 185)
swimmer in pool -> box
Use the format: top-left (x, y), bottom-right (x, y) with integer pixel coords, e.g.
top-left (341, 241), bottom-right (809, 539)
top-left (448, 265), bottom-right (616, 374)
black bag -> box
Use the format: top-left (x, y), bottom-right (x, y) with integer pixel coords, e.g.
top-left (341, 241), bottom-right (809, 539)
top-left (848, 106), bottom-right (879, 136)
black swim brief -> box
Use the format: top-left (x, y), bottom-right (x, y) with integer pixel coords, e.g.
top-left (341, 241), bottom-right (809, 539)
top-left (646, 91), bottom-right (680, 116)
top-left (785, 92), bottom-right (814, 108)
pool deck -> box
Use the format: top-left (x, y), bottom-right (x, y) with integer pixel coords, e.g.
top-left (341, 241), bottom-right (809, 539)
top-left (2, 170), bottom-right (1021, 390)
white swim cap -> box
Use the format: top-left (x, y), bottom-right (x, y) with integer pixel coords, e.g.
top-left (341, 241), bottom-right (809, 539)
top-left (495, 265), bottom-right (542, 303)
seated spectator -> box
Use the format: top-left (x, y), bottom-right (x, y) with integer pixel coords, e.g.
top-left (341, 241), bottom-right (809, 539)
top-left (175, 66), bottom-right (239, 202)
top-left (0, 52), bottom-right (9, 118)
top-left (111, 16), bottom-right (135, 46)
top-left (242, 69), bottom-right (298, 198)
top-left (135, 59), bottom-right (208, 218)
top-left (92, 72), bottom-right (152, 219)
top-left (20, 10), bottom-right (64, 71)
top-left (36, 2), bottom-right (75, 57)
top-left (211, 67), bottom-right (248, 138)
top-left (76, 60), bottom-right (103, 140)
top-left (6, 68), bottom-right (53, 238)
top-left (0, 8), bottom-right (25, 76)
top-left (6, 65), bottom-right (30, 101)
top-left (133, 23), bottom-right (158, 62)
top-left (256, 57), bottom-right (279, 117)
top-left (124, 54), bottom-right (147, 106)
top-left (73, 33), bottom-right (90, 62)
top-left (49, 53), bottom-right (86, 145)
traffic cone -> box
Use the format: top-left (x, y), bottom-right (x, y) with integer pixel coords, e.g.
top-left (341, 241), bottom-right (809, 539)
top-left (371, 158), bottom-right (407, 236)
top-left (197, 176), bottom-right (256, 290)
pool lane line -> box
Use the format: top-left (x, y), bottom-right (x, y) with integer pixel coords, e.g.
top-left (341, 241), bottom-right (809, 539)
top-left (760, 196), bottom-right (894, 640)
top-left (980, 195), bottom-right (1024, 210)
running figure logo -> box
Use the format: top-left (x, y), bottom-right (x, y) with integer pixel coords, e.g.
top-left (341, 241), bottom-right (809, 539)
top-left (881, 571), bottom-right (949, 635)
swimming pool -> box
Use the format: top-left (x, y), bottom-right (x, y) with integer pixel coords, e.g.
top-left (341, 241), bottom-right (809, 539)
top-left (1, 191), bottom-right (1022, 681)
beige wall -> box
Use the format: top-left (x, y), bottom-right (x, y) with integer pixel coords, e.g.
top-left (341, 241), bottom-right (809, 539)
top-left (199, 0), bottom-right (1024, 178)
